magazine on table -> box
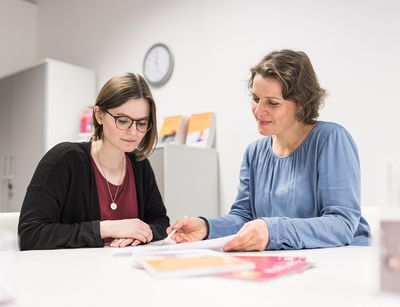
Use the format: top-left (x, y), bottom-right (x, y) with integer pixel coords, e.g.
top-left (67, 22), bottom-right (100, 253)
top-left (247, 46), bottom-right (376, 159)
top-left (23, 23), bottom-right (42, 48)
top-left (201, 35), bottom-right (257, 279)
top-left (218, 255), bottom-right (312, 281)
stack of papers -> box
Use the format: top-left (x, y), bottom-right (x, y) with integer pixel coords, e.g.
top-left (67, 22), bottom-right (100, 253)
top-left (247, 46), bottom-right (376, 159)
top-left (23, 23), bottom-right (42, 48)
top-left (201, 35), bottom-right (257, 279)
top-left (112, 235), bottom-right (312, 280)
top-left (114, 235), bottom-right (255, 278)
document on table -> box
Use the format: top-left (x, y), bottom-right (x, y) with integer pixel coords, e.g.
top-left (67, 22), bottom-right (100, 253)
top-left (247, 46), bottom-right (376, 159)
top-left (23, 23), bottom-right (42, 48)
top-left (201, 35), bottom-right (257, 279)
top-left (138, 249), bottom-right (255, 278)
top-left (112, 234), bottom-right (236, 256)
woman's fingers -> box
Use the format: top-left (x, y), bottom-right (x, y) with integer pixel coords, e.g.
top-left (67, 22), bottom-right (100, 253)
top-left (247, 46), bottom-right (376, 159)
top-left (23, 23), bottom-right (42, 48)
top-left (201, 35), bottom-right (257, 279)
top-left (223, 232), bottom-right (249, 251)
top-left (131, 239), bottom-right (141, 246)
top-left (224, 237), bottom-right (261, 251)
top-left (110, 238), bottom-right (128, 248)
top-left (134, 222), bottom-right (153, 241)
top-left (174, 231), bottom-right (194, 243)
top-left (173, 232), bottom-right (185, 243)
top-left (119, 238), bottom-right (134, 247)
top-left (110, 234), bottom-right (146, 248)
top-left (131, 233), bottom-right (148, 244)
top-left (109, 239), bottom-right (118, 247)
top-left (223, 220), bottom-right (269, 252)
top-left (110, 237), bottom-right (147, 248)
top-left (167, 219), bottom-right (185, 235)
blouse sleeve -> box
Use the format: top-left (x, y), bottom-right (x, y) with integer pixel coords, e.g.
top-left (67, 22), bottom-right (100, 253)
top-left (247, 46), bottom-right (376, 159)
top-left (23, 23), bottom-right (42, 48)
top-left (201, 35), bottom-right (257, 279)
top-left (207, 146), bottom-right (254, 239)
top-left (264, 127), bottom-right (363, 249)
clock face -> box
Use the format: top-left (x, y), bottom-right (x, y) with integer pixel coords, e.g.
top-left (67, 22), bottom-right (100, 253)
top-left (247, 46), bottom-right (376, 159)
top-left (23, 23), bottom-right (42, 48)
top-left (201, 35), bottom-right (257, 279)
top-left (143, 43), bottom-right (173, 87)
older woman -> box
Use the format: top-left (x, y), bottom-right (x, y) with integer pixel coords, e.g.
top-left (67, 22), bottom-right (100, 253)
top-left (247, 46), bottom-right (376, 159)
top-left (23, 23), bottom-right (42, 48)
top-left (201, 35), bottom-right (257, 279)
top-left (168, 49), bottom-right (370, 251)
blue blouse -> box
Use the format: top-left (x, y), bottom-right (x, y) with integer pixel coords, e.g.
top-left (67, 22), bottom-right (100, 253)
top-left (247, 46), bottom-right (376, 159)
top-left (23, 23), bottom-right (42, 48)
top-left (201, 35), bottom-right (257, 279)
top-left (208, 121), bottom-right (370, 249)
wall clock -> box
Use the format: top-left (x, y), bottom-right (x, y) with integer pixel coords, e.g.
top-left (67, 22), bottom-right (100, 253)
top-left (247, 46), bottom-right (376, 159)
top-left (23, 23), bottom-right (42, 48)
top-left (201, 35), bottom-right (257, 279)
top-left (143, 43), bottom-right (174, 87)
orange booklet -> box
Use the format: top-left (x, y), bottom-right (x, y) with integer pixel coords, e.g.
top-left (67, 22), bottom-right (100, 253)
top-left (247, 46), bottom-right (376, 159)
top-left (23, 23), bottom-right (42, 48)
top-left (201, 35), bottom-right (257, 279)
top-left (138, 250), bottom-right (254, 278)
top-left (185, 112), bottom-right (216, 148)
top-left (158, 115), bottom-right (187, 144)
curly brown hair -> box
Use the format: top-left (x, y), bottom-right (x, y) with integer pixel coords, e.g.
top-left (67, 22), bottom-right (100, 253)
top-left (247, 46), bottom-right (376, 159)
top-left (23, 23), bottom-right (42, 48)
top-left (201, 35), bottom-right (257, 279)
top-left (248, 49), bottom-right (326, 124)
top-left (91, 73), bottom-right (157, 160)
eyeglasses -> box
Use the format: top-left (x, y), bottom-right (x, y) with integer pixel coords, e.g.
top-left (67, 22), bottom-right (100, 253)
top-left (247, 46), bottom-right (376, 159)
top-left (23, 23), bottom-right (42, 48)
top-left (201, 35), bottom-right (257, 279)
top-left (102, 109), bottom-right (152, 133)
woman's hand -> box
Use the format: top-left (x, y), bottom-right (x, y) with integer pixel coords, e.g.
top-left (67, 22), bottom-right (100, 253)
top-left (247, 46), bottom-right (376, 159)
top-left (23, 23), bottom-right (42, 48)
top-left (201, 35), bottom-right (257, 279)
top-left (100, 218), bottom-right (153, 247)
top-left (109, 238), bottom-right (141, 248)
top-left (166, 217), bottom-right (207, 243)
top-left (223, 219), bottom-right (269, 252)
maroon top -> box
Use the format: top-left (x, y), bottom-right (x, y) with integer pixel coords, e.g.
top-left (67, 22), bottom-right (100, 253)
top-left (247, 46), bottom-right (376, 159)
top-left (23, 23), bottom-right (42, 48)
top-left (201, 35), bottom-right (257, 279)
top-left (91, 155), bottom-right (139, 221)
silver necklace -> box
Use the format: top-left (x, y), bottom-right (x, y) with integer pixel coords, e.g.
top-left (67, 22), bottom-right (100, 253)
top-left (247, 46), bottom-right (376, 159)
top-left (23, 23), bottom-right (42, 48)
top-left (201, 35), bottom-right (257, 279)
top-left (95, 143), bottom-right (124, 211)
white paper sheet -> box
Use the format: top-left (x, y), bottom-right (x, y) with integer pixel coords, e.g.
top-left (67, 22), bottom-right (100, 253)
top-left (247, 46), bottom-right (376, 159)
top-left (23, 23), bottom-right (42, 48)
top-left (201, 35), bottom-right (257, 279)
top-left (112, 235), bottom-right (236, 256)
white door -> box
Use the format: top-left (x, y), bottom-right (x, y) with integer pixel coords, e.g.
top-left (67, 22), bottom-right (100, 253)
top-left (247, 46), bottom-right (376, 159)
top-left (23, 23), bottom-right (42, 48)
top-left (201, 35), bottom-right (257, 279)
top-left (8, 65), bottom-right (46, 212)
top-left (0, 76), bottom-right (12, 212)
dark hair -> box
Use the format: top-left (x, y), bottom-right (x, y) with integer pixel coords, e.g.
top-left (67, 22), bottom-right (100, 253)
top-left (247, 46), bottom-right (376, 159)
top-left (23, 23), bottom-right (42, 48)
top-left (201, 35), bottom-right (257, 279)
top-left (248, 49), bottom-right (326, 124)
top-left (91, 73), bottom-right (157, 160)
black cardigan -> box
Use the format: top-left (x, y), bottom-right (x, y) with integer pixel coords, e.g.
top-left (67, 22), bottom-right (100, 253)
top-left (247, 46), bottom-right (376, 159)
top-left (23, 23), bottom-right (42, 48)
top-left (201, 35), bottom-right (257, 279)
top-left (18, 142), bottom-right (169, 250)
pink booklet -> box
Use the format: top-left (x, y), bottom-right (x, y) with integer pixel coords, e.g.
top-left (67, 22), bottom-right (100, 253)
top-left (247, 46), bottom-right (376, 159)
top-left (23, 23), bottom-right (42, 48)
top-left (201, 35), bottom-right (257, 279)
top-left (218, 255), bottom-right (312, 281)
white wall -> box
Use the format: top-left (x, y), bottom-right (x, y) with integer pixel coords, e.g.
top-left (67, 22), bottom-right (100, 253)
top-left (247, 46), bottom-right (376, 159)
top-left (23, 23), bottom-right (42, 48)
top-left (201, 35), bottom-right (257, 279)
top-left (0, 0), bottom-right (37, 78)
top-left (35, 0), bottom-right (400, 214)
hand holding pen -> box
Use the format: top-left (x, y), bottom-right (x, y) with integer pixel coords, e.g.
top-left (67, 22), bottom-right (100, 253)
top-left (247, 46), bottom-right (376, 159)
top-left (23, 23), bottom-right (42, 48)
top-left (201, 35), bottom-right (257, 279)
top-left (165, 216), bottom-right (208, 243)
top-left (163, 215), bottom-right (188, 244)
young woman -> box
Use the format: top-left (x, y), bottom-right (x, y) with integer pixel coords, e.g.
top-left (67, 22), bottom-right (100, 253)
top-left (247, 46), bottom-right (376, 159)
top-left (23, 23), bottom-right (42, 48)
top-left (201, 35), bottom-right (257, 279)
top-left (167, 49), bottom-right (370, 251)
top-left (18, 73), bottom-right (169, 250)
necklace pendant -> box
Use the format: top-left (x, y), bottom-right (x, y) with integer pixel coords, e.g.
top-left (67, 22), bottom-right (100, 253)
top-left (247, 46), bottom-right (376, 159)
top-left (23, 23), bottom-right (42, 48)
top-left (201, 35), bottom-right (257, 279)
top-left (110, 202), bottom-right (117, 210)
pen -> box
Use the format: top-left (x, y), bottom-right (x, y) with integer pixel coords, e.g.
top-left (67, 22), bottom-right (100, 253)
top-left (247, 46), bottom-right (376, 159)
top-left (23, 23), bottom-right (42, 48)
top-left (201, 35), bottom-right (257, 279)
top-left (164, 215), bottom-right (188, 244)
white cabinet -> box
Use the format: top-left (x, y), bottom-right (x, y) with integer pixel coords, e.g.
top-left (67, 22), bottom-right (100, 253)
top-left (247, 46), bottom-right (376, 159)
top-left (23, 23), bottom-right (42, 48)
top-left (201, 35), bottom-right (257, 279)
top-left (148, 144), bottom-right (220, 223)
top-left (0, 59), bottom-right (95, 212)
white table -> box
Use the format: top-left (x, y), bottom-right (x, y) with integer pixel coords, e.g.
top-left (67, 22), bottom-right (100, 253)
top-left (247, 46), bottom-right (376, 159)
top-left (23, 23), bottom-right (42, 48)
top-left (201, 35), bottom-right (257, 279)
top-left (7, 246), bottom-right (400, 307)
